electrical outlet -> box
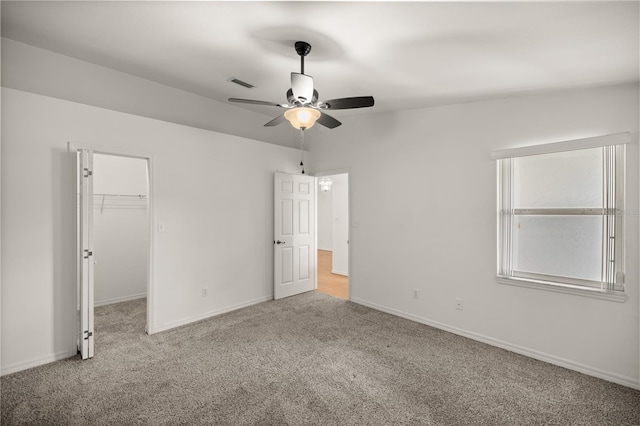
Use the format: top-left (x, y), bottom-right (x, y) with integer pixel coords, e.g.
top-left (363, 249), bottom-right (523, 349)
top-left (202, 288), bottom-right (208, 297)
top-left (413, 289), bottom-right (420, 299)
top-left (456, 298), bottom-right (463, 310)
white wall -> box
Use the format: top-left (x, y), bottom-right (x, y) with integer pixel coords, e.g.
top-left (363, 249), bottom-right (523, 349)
top-left (317, 187), bottom-right (333, 251)
top-left (93, 154), bottom-right (148, 195)
top-left (331, 174), bottom-right (349, 276)
top-left (92, 154), bottom-right (148, 306)
top-left (1, 88), bottom-right (300, 374)
top-left (308, 83), bottom-right (640, 389)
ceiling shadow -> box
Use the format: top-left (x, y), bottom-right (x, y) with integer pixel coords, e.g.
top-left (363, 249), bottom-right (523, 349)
top-left (251, 26), bottom-right (345, 62)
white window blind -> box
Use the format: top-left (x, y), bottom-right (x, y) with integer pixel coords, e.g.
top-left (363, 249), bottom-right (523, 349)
top-left (495, 134), bottom-right (628, 297)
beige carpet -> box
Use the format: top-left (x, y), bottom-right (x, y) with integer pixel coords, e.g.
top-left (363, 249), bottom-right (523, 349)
top-left (2, 292), bottom-right (638, 425)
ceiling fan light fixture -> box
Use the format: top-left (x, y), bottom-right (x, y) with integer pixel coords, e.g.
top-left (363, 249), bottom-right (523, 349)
top-left (284, 107), bottom-right (321, 130)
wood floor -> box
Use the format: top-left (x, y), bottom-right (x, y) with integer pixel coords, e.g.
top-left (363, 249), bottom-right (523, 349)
top-left (316, 249), bottom-right (348, 300)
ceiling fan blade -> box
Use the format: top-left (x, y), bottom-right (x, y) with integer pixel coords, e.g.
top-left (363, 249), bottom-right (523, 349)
top-left (229, 98), bottom-right (283, 107)
top-left (264, 114), bottom-right (286, 127)
top-left (317, 112), bottom-right (342, 129)
top-left (323, 96), bottom-right (374, 110)
top-left (291, 73), bottom-right (314, 104)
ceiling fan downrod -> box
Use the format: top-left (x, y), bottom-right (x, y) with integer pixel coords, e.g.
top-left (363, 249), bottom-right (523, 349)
top-left (295, 41), bottom-right (312, 75)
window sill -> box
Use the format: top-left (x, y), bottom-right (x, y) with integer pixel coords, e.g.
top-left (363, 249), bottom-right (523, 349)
top-left (496, 276), bottom-right (628, 302)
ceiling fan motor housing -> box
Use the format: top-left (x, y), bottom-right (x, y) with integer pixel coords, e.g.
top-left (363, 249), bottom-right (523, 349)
top-left (287, 88), bottom-right (318, 105)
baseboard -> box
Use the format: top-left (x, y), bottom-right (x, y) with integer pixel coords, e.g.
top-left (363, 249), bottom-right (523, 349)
top-left (331, 269), bottom-right (348, 276)
top-left (151, 295), bottom-right (273, 334)
top-left (351, 297), bottom-right (640, 390)
top-left (95, 292), bottom-right (146, 307)
top-left (1, 349), bottom-right (77, 376)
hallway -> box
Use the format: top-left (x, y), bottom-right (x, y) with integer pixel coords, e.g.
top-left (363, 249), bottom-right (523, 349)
top-left (316, 249), bottom-right (348, 300)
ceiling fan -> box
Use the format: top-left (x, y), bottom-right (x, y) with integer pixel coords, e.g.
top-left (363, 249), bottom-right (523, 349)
top-left (229, 41), bottom-right (374, 130)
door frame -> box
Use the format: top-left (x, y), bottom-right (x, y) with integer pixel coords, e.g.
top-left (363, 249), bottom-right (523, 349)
top-left (314, 168), bottom-right (351, 300)
top-left (68, 142), bottom-right (157, 337)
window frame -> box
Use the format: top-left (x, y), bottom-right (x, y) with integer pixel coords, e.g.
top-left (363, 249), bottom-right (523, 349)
top-left (494, 134), bottom-right (628, 302)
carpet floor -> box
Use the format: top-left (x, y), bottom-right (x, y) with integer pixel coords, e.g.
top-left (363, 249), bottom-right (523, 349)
top-left (1, 292), bottom-right (639, 425)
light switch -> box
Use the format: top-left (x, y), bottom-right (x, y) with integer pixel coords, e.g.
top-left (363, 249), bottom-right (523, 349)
top-left (158, 222), bottom-right (166, 233)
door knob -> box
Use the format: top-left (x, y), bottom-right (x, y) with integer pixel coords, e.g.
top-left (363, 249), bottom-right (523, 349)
top-left (275, 240), bottom-right (285, 245)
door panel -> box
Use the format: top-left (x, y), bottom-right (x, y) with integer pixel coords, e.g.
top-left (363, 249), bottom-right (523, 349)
top-left (298, 245), bottom-right (310, 280)
top-left (281, 247), bottom-right (294, 284)
top-left (274, 172), bottom-right (316, 299)
top-left (299, 200), bottom-right (310, 234)
top-left (281, 199), bottom-right (293, 235)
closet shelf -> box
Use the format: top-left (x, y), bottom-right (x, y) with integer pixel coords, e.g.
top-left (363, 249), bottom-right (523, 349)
top-left (94, 193), bottom-right (147, 198)
top-left (93, 193), bottom-right (147, 213)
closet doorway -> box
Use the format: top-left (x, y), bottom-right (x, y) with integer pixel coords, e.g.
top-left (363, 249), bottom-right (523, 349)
top-left (75, 147), bottom-right (151, 359)
top-left (93, 153), bottom-right (148, 307)
top-left (316, 172), bottom-right (349, 300)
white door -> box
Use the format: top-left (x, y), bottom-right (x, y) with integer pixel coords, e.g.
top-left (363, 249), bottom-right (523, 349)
top-left (274, 172), bottom-right (316, 299)
top-left (78, 149), bottom-right (95, 359)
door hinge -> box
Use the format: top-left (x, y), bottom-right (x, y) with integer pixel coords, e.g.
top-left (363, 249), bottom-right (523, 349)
top-left (83, 168), bottom-right (93, 178)
top-left (83, 249), bottom-right (93, 259)
top-left (83, 330), bottom-right (93, 340)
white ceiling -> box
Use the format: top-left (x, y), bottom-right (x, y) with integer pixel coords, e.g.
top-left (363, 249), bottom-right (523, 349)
top-left (1, 1), bottom-right (638, 124)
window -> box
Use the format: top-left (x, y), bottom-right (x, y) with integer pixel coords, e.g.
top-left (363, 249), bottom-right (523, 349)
top-left (495, 135), bottom-right (627, 300)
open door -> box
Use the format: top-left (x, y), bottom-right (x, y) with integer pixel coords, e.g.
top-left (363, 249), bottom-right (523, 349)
top-left (78, 149), bottom-right (95, 359)
top-left (274, 172), bottom-right (316, 299)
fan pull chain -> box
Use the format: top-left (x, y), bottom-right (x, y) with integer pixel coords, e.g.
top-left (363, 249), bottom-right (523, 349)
top-left (300, 129), bottom-right (305, 174)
